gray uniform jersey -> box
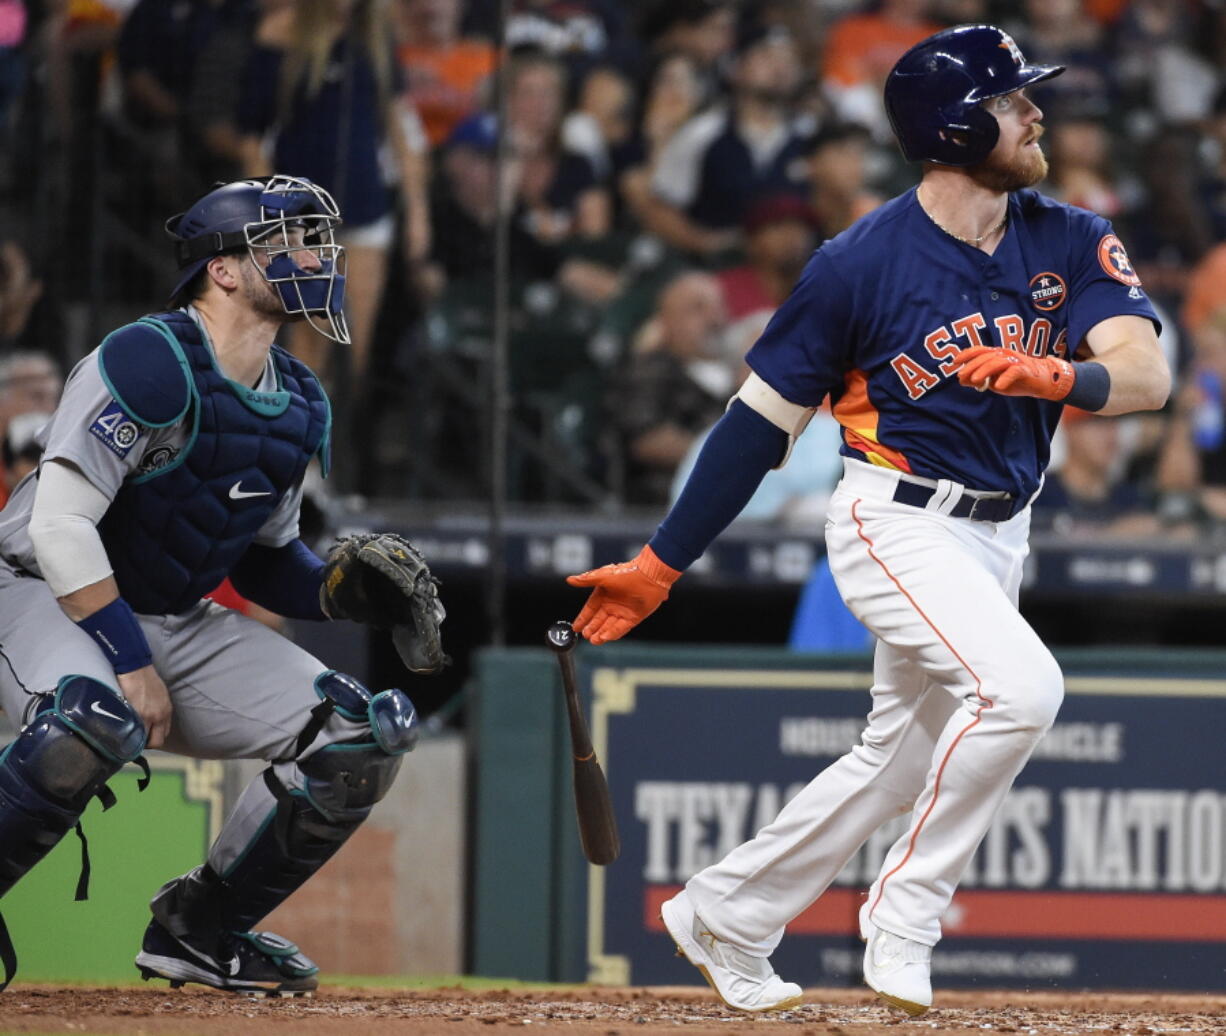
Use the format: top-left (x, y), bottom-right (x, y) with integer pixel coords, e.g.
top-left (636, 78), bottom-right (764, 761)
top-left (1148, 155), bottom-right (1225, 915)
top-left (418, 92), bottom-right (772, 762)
top-left (0, 309), bottom-right (301, 574)
top-left (0, 312), bottom-right (362, 877)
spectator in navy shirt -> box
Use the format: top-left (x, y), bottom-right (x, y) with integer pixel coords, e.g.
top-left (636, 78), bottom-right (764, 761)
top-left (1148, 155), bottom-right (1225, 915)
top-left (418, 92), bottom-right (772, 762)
top-left (118, 0), bottom-right (240, 132)
top-left (116, 0), bottom-right (244, 206)
top-left (1033, 408), bottom-right (1160, 538)
top-left (237, 0), bottom-right (430, 384)
top-left (505, 0), bottom-right (634, 82)
top-left (187, 0), bottom-right (289, 186)
top-left (640, 23), bottom-right (812, 260)
top-left (500, 50), bottom-right (611, 280)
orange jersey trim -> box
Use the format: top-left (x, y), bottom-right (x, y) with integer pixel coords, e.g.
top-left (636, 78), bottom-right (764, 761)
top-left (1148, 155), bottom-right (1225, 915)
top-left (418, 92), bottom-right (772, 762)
top-left (833, 369), bottom-right (913, 473)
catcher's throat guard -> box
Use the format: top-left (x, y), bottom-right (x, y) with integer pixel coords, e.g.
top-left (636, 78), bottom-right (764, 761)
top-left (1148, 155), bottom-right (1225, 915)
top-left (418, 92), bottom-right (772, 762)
top-left (166, 175), bottom-right (349, 344)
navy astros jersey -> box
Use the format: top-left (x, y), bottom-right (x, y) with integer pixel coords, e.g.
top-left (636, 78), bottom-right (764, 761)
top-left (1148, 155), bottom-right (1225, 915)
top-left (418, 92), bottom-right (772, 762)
top-left (747, 188), bottom-right (1160, 498)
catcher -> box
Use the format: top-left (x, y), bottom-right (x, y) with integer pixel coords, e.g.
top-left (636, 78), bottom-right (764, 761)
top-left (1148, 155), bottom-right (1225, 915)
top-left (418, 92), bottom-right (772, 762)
top-left (0, 176), bottom-right (446, 996)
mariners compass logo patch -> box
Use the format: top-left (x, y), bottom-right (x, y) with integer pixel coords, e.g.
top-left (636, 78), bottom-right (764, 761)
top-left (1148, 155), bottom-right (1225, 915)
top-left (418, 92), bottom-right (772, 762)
top-left (1029, 272), bottom-right (1067, 312)
top-left (1097, 234), bottom-right (1142, 287)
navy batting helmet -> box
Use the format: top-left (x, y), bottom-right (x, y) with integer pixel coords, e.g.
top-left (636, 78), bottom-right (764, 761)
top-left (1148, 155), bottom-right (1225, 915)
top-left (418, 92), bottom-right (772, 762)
top-left (884, 25), bottom-right (1064, 166)
top-left (165, 174), bottom-right (349, 344)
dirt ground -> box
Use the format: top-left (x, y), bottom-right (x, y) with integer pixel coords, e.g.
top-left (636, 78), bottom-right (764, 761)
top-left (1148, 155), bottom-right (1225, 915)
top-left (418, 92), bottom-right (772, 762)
top-left (0, 985), bottom-right (1223, 1036)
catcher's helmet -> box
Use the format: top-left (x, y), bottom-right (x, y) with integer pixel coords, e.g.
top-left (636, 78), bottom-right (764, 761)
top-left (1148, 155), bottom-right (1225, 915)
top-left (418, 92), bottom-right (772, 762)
top-left (165, 174), bottom-right (349, 344)
top-left (884, 25), bottom-right (1064, 166)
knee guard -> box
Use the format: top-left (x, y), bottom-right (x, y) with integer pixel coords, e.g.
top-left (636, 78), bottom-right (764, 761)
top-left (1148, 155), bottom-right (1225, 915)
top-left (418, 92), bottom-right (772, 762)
top-left (0, 676), bottom-right (146, 898)
top-left (0, 676), bottom-right (147, 989)
top-left (170, 672), bottom-right (417, 934)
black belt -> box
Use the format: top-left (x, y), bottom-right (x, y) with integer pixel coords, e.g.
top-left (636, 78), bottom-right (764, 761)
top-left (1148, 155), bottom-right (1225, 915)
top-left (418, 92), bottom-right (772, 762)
top-left (892, 479), bottom-right (1020, 522)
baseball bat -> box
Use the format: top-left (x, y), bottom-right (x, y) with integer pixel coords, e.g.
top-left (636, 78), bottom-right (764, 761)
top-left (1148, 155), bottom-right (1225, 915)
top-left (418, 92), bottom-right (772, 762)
top-left (546, 620), bottom-right (621, 865)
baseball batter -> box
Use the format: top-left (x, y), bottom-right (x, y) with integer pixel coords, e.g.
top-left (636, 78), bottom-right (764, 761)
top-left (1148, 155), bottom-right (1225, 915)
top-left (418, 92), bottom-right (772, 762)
top-left (0, 175), bottom-right (446, 996)
top-left (568, 26), bottom-right (1170, 1016)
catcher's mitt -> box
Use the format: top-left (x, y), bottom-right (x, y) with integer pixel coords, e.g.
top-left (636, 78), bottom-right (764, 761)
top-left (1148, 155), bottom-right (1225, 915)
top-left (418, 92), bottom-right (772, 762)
top-left (320, 533), bottom-right (450, 674)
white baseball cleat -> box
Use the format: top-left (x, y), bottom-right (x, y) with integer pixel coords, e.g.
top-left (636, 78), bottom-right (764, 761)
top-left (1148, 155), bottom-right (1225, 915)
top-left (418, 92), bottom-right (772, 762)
top-left (862, 922), bottom-right (933, 1017)
top-left (660, 890), bottom-right (803, 1013)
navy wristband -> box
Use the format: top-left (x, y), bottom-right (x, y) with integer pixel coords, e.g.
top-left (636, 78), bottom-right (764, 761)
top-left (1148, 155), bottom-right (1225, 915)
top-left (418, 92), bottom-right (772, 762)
top-left (1064, 360), bottom-right (1111, 412)
top-left (76, 597), bottom-right (153, 674)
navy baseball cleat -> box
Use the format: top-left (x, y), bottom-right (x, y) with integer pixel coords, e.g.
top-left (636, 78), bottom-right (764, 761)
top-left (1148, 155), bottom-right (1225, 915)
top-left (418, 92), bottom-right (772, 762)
top-left (135, 918), bottom-right (319, 997)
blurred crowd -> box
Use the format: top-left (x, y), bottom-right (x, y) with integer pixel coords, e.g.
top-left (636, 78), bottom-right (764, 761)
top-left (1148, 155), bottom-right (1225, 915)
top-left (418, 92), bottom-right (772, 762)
top-left (1, 0), bottom-right (1226, 540)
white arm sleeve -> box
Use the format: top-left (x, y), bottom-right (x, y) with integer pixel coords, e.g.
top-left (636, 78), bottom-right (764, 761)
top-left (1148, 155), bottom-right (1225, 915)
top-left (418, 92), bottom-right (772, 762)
top-left (28, 460), bottom-right (115, 598)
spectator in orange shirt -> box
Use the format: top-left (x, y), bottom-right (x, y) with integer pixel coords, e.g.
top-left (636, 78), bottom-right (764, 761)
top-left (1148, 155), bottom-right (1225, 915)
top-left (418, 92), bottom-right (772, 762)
top-left (1180, 88), bottom-right (1226, 335)
top-left (821, 0), bottom-right (940, 134)
top-left (395, 0), bottom-right (496, 149)
top-left (1183, 245), bottom-right (1226, 354)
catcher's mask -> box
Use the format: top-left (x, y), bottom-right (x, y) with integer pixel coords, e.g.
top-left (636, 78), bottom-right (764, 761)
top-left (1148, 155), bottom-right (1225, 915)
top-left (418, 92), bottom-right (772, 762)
top-left (165, 174), bottom-right (349, 344)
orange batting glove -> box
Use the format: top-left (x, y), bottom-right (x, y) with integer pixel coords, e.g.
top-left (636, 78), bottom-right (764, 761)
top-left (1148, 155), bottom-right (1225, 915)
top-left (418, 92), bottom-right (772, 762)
top-left (949, 346), bottom-right (1075, 402)
top-left (566, 545), bottom-right (682, 645)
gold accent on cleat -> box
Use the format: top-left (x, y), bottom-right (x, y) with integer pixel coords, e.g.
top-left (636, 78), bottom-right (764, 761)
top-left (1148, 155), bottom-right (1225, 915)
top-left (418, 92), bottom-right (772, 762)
top-left (662, 911), bottom-right (802, 1014)
top-left (873, 989), bottom-right (929, 1017)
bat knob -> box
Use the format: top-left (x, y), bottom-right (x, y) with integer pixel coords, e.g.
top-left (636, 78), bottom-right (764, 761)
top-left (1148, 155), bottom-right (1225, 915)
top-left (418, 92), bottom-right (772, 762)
top-left (547, 620), bottom-right (576, 653)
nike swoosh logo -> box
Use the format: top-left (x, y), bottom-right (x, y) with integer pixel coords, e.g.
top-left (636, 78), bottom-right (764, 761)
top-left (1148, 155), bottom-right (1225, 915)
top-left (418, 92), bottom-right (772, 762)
top-left (229, 481), bottom-right (272, 500)
top-left (185, 943), bottom-right (240, 976)
top-left (90, 700), bottom-right (123, 721)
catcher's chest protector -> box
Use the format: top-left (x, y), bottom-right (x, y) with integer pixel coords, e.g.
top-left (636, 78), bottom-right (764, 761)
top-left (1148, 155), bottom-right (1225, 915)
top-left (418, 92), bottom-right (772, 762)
top-left (99, 311), bottom-right (330, 614)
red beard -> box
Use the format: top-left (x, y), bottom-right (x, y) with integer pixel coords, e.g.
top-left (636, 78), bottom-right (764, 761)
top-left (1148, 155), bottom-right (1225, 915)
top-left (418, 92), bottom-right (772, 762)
top-left (968, 129), bottom-right (1048, 192)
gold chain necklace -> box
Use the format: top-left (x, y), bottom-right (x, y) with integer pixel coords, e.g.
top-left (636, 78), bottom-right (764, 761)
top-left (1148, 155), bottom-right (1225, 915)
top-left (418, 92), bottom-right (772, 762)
top-left (917, 187), bottom-right (1007, 246)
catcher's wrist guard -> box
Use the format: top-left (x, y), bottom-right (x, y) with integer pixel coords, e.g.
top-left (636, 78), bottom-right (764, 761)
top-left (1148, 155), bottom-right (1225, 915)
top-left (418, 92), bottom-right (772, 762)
top-left (319, 533), bottom-right (450, 674)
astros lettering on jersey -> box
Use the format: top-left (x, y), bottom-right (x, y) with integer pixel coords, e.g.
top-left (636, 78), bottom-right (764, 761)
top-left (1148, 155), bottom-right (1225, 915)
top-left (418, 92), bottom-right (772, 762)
top-left (747, 188), bottom-right (1159, 499)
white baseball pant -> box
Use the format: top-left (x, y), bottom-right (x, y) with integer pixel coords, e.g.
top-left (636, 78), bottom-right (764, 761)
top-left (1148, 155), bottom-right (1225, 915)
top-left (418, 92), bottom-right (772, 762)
top-left (685, 458), bottom-right (1064, 951)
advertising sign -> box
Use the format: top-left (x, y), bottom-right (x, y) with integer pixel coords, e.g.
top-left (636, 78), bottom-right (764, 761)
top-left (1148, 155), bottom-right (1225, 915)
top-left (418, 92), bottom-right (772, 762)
top-left (582, 660), bottom-right (1226, 991)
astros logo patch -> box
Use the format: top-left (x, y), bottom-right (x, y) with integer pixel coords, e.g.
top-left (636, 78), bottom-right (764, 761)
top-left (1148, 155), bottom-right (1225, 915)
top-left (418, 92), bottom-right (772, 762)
top-left (1029, 272), bottom-right (1067, 312)
top-left (1097, 234), bottom-right (1142, 287)
top-left (997, 31), bottom-right (1024, 66)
